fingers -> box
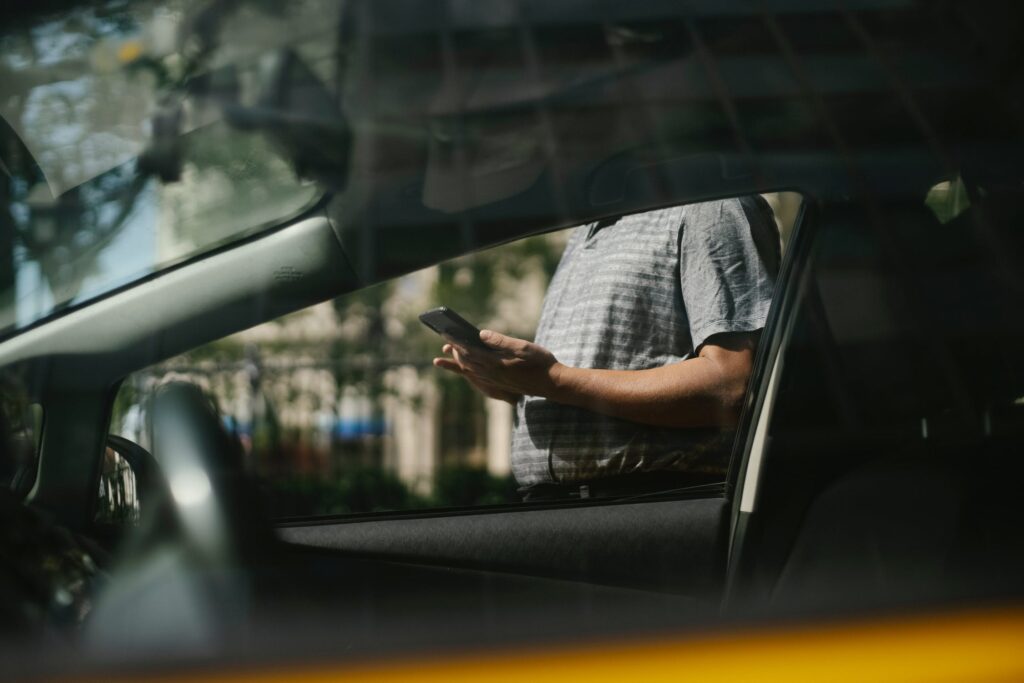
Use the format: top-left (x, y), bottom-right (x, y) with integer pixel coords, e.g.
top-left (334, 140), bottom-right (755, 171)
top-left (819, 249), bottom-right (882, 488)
top-left (435, 352), bottom-right (522, 405)
top-left (442, 343), bottom-right (466, 362)
top-left (444, 342), bottom-right (476, 366)
top-left (446, 343), bottom-right (469, 367)
top-left (440, 343), bottom-right (489, 373)
top-left (436, 355), bottom-right (498, 382)
top-left (480, 329), bottom-right (530, 357)
top-left (479, 329), bottom-right (509, 351)
top-left (448, 342), bottom-right (488, 371)
top-left (434, 356), bottom-right (495, 394)
top-left (433, 358), bottom-right (509, 398)
top-left (467, 376), bottom-right (520, 404)
top-left (433, 357), bottom-right (464, 374)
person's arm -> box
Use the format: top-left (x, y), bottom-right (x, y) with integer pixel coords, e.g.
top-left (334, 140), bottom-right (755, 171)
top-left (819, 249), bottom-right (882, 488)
top-left (433, 328), bottom-right (758, 428)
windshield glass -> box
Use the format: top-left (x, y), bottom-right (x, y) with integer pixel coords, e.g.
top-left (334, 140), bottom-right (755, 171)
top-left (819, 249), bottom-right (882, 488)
top-left (0, 0), bottom-right (340, 336)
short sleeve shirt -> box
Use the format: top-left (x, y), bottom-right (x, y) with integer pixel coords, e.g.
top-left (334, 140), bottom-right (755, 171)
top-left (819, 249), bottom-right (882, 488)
top-left (510, 197), bottom-right (779, 486)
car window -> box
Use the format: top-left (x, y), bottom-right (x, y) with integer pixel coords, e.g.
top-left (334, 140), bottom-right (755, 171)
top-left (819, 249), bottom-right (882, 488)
top-left (112, 194), bottom-right (799, 518)
top-left (0, 0), bottom-right (336, 337)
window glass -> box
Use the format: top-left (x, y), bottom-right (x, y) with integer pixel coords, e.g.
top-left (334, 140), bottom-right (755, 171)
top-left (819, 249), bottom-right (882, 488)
top-left (113, 230), bottom-right (564, 516)
top-left (0, 0), bottom-right (334, 336)
top-left (112, 195), bottom-right (798, 518)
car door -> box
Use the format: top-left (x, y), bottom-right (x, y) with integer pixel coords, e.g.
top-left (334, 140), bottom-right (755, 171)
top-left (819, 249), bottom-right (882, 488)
top-left (274, 205), bottom-right (798, 603)
top-left (726, 189), bottom-right (1024, 610)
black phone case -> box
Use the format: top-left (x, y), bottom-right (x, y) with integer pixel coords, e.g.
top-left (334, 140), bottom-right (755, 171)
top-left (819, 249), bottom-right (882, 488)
top-left (419, 307), bottom-right (490, 350)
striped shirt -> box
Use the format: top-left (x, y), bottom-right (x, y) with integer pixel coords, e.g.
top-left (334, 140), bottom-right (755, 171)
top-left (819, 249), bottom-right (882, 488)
top-left (511, 197), bottom-right (779, 486)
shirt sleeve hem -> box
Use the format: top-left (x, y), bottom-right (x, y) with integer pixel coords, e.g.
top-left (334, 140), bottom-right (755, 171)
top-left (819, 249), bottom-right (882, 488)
top-left (690, 316), bottom-right (768, 353)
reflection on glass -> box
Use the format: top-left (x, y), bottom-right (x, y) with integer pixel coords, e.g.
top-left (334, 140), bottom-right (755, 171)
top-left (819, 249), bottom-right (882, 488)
top-left (96, 447), bottom-right (139, 524)
top-left (1, 0), bottom-right (336, 335)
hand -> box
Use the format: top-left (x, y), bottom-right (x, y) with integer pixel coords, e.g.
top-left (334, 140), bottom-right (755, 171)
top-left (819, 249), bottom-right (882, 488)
top-left (432, 330), bottom-right (565, 402)
top-left (433, 348), bottom-right (522, 405)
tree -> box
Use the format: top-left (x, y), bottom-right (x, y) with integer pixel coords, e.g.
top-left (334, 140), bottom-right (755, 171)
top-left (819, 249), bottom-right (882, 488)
top-left (0, 5), bottom-right (150, 326)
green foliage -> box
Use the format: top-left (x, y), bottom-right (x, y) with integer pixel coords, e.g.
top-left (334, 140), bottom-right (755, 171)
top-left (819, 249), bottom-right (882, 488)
top-left (437, 370), bottom-right (484, 451)
top-left (250, 397), bottom-right (282, 457)
top-left (264, 466), bottom-right (428, 517)
top-left (925, 175), bottom-right (971, 224)
top-left (109, 379), bottom-right (140, 434)
top-left (432, 231), bottom-right (564, 332)
top-left (431, 466), bottom-right (519, 507)
top-left (262, 464), bottom-right (518, 518)
top-left (435, 260), bottom-right (496, 323)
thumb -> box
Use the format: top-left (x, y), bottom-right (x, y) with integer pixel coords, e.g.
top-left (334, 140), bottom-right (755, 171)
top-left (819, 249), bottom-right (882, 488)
top-left (479, 329), bottom-right (510, 350)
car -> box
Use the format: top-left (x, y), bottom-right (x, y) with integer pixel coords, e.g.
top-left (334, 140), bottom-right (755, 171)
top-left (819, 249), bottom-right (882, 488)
top-left (1, 0), bottom-right (1023, 680)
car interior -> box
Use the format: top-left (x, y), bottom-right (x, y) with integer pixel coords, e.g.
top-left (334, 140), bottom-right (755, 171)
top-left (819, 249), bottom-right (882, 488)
top-left (732, 185), bottom-right (1024, 610)
top-left (1, 0), bottom-right (1023, 675)
top-left (2, 179), bottom-right (1023, 667)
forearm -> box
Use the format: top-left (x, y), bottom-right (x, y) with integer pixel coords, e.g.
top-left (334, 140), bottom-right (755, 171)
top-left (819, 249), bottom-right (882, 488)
top-left (548, 357), bottom-right (747, 429)
top-left (438, 329), bottom-right (756, 428)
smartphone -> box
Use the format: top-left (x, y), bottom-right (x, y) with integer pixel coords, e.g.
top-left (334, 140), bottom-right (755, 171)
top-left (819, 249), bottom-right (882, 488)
top-left (419, 306), bottom-right (492, 351)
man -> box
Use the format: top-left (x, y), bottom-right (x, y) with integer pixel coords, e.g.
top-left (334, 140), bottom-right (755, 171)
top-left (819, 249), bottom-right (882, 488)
top-left (434, 198), bottom-right (780, 499)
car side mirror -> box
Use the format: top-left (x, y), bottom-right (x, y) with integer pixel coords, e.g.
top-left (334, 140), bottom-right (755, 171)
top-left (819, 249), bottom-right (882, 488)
top-left (95, 435), bottom-right (161, 526)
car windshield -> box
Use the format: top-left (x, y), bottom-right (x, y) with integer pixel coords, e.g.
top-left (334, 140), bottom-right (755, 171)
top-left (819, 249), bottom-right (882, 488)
top-left (0, 0), bottom-right (339, 336)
